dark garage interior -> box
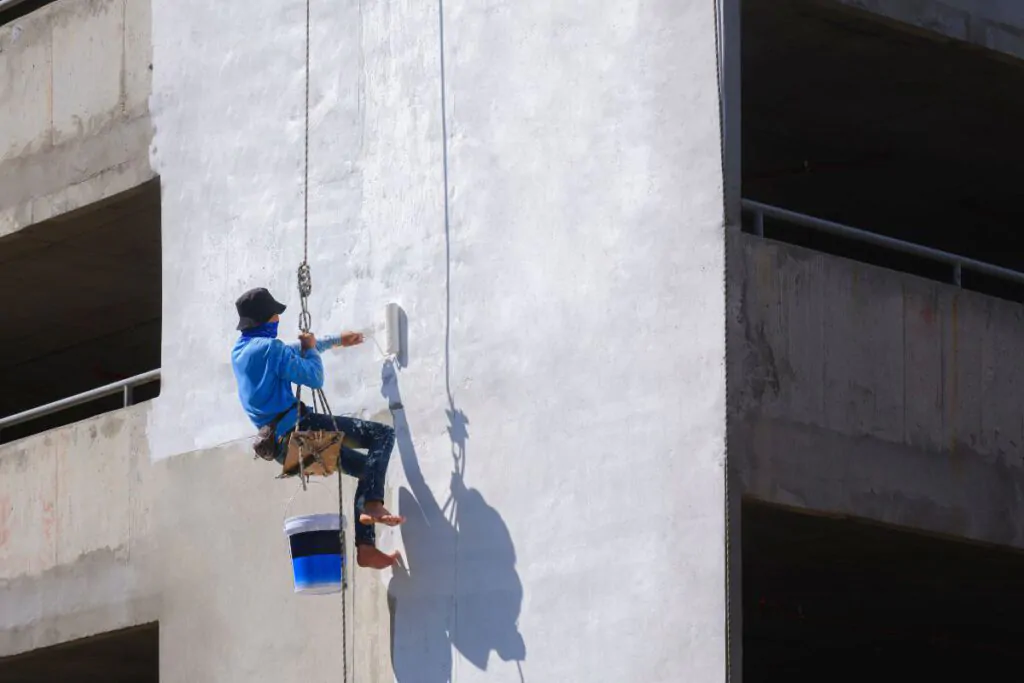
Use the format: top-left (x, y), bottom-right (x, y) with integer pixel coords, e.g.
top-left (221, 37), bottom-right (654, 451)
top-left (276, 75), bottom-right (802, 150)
top-left (0, 623), bottom-right (158, 683)
top-left (0, 180), bottom-right (161, 443)
top-left (743, 502), bottom-right (1024, 682)
top-left (742, 0), bottom-right (1024, 298)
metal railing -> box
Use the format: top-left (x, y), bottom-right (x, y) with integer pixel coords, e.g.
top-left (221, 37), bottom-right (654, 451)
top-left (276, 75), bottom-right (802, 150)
top-left (0, 0), bottom-right (32, 14)
top-left (742, 199), bottom-right (1024, 289)
top-left (0, 369), bottom-right (161, 435)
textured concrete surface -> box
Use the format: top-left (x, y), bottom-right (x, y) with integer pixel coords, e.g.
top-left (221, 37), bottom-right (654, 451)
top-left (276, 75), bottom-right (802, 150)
top-left (729, 232), bottom-right (1024, 548)
top-left (153, 442), bottom-right (394, 682)
top-left (145, 0), bottom-right (728, 680)
top-left (0, 407), bottom-right (394, 680)
top-left (0, 406), bottom-right (157, 656)
top-left (832, 0), bottom-right (1024, 61)
top-left (0, 0), bottom-right (154, 235)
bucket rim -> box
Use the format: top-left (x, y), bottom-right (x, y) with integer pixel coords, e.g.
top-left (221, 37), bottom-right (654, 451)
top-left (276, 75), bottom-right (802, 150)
top-left (283, 512), bottom-right (342, 535)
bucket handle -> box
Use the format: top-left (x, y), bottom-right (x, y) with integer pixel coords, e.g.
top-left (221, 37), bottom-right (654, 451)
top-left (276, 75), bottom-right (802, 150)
top-left (283, 479), bottom-right (330, 522)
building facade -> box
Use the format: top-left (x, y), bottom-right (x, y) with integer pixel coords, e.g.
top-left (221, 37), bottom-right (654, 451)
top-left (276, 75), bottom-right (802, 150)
top-left (2, 0), bottom-right (1024, 680)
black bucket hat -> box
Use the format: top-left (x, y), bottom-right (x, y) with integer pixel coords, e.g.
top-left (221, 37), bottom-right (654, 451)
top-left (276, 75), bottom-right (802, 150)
top-left (235, 287), bottom-right (287, 330)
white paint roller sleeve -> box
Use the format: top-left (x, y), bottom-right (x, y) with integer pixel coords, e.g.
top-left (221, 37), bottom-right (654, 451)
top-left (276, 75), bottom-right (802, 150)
top-left (384, 302), bottom-right (402, 358)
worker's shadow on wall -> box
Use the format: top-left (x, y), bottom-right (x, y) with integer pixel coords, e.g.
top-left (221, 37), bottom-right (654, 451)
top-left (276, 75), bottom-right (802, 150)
top-left (381, 362), bottom-right (526, 682)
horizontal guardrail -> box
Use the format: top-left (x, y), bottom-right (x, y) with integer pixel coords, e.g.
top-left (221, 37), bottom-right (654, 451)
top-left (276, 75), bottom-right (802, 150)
top-left (0, 369), bottom-right (160, 432)
top-left (742, 199), bottom-right (1024, 288)
top-left (0, 0), bottom-right (32, 14)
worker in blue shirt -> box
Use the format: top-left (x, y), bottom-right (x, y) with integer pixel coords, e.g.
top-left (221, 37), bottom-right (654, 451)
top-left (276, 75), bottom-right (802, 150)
top-left (231, 287), bottom-right (403, 569)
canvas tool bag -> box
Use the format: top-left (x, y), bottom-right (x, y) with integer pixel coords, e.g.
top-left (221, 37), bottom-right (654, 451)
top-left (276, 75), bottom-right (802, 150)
top-left (279, 430), bottom-right (344, 478)
top-left (252, 405), bottom-right (298, 461)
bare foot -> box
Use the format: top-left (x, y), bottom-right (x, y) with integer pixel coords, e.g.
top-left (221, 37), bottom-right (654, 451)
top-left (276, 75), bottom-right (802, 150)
top-left (356, 544), bottom-right (400, 570)
top-left (359, 501), bottom-right (406, 527)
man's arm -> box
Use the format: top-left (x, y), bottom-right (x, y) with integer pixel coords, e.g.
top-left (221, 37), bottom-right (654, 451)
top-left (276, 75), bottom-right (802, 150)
top-left (287, 334), bottom-right (342, 353)
top-left (275, 342), bottom-right (325, 389)
top-left (286, 331), bottom-right (365, 353)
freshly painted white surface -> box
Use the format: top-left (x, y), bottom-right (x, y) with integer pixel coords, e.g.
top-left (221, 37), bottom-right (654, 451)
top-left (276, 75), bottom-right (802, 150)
top-left (150, 0), bottom-right (727, 680)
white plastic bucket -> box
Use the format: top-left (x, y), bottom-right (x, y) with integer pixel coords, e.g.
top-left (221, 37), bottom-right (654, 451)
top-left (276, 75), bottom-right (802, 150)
top-left (283, 513), bottom-right (345, 595)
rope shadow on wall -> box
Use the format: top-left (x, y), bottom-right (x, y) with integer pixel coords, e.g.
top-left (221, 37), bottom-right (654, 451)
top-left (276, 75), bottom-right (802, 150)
top-left (382, 363), bottom-right (526, 682)
top-left (382, 0), bottom-right (525, 676)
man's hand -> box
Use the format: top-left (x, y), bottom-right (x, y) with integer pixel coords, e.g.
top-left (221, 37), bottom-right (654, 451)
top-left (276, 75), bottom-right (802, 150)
top-left (341, 331), bottom-right (364, 347)
top-left (299, 333), bottom-right (317, 351)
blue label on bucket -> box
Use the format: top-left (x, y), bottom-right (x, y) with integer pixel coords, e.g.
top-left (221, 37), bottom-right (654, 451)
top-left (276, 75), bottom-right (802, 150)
top-left (292, 554), bottom-right (343, 589)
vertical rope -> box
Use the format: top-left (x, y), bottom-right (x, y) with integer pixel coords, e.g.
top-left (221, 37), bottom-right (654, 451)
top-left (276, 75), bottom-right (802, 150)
top-left (297, 0), bottom-right (313, 335)
top-left (712, 2), bottom-right (736, 683)
top-left (302, 0), bottom-right (311, 267)
top-left (299, 0), bottom-right (349, 680)
top-left (339, 445), bottom-right (350, 683)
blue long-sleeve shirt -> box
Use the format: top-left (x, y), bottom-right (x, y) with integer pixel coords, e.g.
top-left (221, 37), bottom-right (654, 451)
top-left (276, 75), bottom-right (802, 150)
top-left (231, 333), bottom-right (341, 437)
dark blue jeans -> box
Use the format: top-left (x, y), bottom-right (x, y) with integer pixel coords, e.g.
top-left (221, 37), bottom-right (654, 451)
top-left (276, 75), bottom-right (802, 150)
top-left (282, 413), bottom-right (395, 547)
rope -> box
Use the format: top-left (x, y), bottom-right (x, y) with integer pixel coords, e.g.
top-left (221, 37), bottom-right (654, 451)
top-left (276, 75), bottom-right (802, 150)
top-left (302, 0), bottom-right (310, 268)
top-left (711, 2), bottom-right (735, 683)
top-left (295, 0), bottom-right (349, 679)
top-left (339, 450), bottom-right (350, 683)
top-left (297, 0), bottom-right (313, 335)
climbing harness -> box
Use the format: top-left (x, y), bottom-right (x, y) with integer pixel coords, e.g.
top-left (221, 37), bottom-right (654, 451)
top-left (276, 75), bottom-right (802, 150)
top-left (275, 0), bottom-right (351, 679)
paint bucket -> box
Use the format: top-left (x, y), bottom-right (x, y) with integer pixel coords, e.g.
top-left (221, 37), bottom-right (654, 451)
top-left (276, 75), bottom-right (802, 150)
top-left (283, 513), bottom-right (345, 595)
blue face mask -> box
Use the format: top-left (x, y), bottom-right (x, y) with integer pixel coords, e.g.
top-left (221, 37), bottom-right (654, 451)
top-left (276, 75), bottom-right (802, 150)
top-left (242, 321), bottom-right (279, 339)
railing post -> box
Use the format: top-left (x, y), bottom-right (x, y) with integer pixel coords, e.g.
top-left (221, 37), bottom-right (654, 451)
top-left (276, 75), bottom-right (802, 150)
top-left (753, 210), bottom-right (764, 237)
top-left (124, 384), bottom-right (134, 407)
top-left (953, 263), bottom-right (963, 288)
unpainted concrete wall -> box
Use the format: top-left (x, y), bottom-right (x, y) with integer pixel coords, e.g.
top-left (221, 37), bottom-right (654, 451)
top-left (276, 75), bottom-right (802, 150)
top-left (0, 0), bottom-right (153, 236)
top-left (0, 406), bottom-right (156, 655)
top-left (0, 408), bottom-right (393, 680)
top-left (833, 0), bottom-right (1024, 61)
top-left (730, 232), bottom-right (1024, 547)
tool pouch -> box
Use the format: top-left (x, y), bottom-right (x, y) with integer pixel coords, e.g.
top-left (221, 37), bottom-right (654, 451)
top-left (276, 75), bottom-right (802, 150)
top-left (252, 405), bottom-right (297, 461)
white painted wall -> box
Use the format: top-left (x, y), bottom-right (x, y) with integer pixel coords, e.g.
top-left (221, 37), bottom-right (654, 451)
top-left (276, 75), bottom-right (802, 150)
top-left (150, 0), bottom-right (727, 679)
